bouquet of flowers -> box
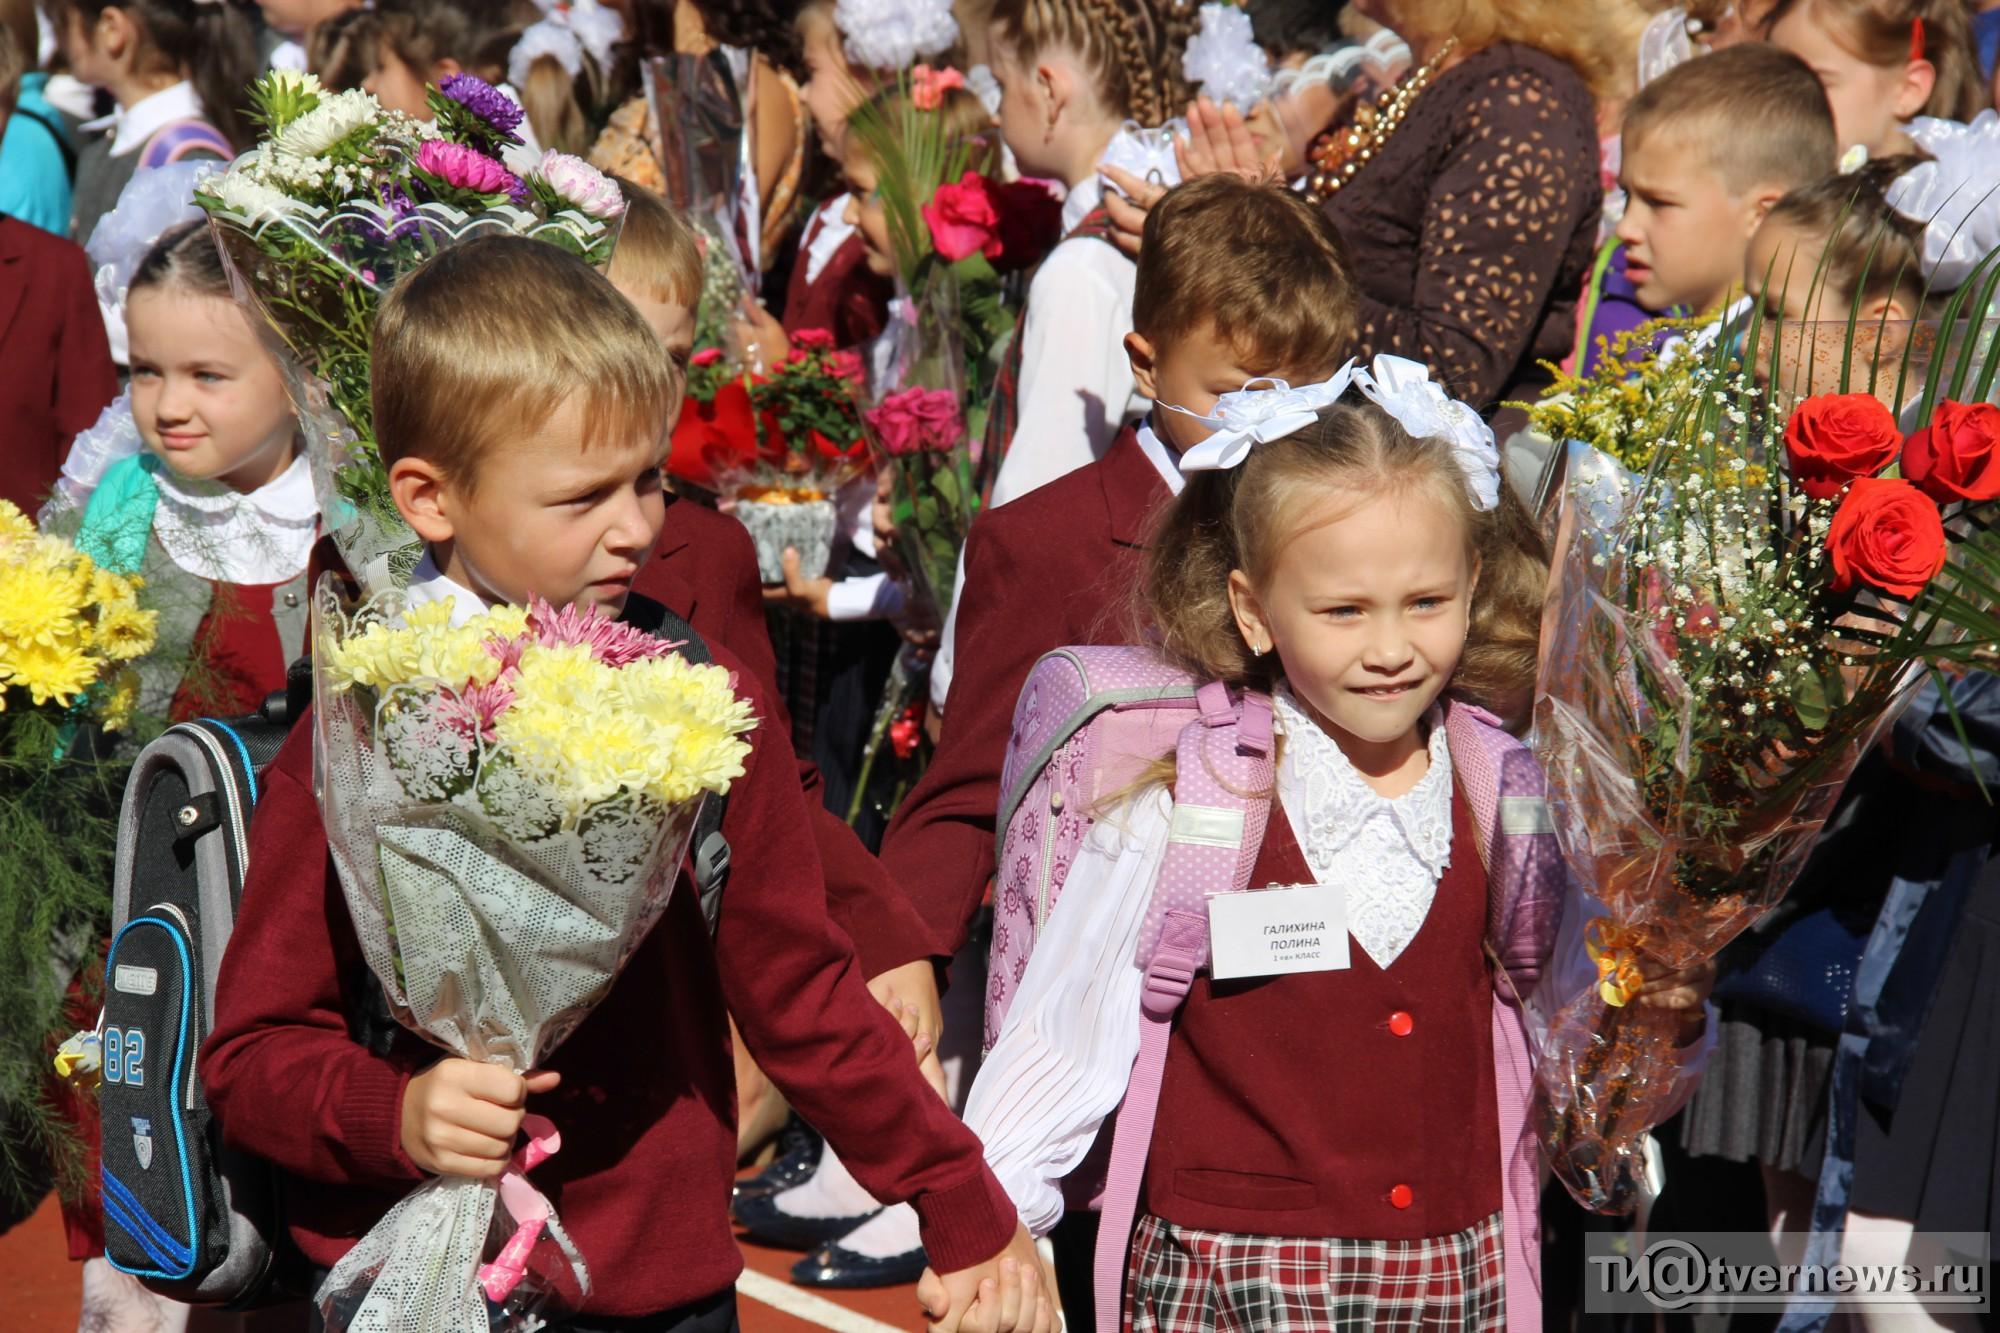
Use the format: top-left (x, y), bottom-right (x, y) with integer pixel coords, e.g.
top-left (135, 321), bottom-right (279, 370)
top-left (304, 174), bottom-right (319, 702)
top-left (846, 69), bottom-right (1061, 617)
top-left (198, 70), bottom-right (627, 592)
top-left (0, 501), bottom-right (154, 1210)
top-left (310, 580), bottom-right (754, 1332)
top-left (648, 50), bottom-right (755, 372)
top-left (717, 330), bottom-right (870, 582)
top-left (1527, 292), bottom-right (2000, 1212)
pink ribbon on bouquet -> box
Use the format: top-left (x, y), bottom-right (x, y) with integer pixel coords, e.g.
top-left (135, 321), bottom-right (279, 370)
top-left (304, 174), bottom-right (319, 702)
top-left (477, 1114), bottom-right (564, 1305)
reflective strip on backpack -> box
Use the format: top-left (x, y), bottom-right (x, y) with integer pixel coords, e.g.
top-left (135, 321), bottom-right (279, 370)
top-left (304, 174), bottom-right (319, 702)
top-left (1499, 795), bottom-right (1554, 836)
top-left (1167, 803), bottom-right (1246, 849)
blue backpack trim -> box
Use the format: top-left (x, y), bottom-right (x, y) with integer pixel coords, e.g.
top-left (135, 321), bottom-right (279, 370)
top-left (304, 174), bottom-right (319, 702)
top-left (101, 913), bottom-right (200, 1282)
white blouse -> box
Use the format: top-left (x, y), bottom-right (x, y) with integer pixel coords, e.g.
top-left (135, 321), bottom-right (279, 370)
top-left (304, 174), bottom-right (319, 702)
top-left (151, 452), bottom-right (317, 586)
top-left (963, 687), bottom-right (1458, 1236)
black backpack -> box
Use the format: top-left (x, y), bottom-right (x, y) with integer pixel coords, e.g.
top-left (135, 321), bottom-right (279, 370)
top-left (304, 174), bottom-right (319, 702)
top-left (99, 603), bottom-right (732, 1305)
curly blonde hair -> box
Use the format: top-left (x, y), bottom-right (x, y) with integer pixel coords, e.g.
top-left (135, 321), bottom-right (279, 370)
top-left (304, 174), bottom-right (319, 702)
top-left (1389, 0), bottom-right (1625, 97)
top-left (1141, 402), bottom-right (1547, 728)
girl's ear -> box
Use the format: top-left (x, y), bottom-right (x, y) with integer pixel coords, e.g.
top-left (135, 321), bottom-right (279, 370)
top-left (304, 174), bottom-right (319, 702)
top-left (1895, 57), bottom-right (1937, 121)
top-left (1037, 58), bottom-right (1066, 135)
top-left (1862, 291), bottom-right (1917, 324)
top-left (432, 57), bottom-right (463, 85)
top-left (97, 6), bottom-right (137, 62)
top-left (1227, 568), bottom-right (1274, 658)
top-left (389, 455), bottom-right (456, 544)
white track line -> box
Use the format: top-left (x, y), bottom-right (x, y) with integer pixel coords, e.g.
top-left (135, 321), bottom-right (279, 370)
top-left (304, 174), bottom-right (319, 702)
top-left (735, 1267), bottom-right (913, 1332)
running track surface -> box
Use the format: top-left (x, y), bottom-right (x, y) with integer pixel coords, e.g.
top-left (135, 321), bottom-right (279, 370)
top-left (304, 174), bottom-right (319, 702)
top-left (0, 1194), bottom-right (927, 1331)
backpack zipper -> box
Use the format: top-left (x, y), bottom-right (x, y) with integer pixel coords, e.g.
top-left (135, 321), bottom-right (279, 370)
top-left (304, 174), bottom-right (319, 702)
top-left (137, 904), bottom-right (201, 1113)
top-left (176, 724), bottom-right (251, 893)
top-left (1033, 780), bottom-right (1061, 932)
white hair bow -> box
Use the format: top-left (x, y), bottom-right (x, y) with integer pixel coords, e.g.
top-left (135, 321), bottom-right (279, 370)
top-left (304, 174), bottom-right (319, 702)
top-left (1172, 355), bottom-right (1502, 511)
top-left (1173, 362), bottom-right (1358, 472)
top-left (510, 0), bottom-right (624, 88)
top-left (1353, 355), bottom-right (1502, 511)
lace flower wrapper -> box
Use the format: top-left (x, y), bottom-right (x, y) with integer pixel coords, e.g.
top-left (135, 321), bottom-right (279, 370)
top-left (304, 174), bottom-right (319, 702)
top-left (1528, 442), bottom-right (1908, 1214)
top-left (309, 579), bottom-right (742, 1332)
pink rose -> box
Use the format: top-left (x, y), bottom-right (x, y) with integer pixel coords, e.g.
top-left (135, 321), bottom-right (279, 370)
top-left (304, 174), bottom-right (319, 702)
top-left (792, 327), bottom-right (836, 350)
top-left (921, 172), bottom-right (1001, 263)
top-left (909, 388), bottom-right (964, 451)
top-left (911, 63), bottom-right (967, 111)
top-left (690, 347), bottom-right (725, 368)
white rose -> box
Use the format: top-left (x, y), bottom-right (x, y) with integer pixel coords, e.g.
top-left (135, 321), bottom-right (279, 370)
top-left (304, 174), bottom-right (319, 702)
top-left (275, 88), bottom-right (381, 158)
top-left (535, 150), bottom-right (627, 219)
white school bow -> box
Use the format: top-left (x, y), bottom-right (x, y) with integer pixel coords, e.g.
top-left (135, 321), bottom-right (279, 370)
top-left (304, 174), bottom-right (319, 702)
top-left (1172, 355), bottom-right (1502, 511)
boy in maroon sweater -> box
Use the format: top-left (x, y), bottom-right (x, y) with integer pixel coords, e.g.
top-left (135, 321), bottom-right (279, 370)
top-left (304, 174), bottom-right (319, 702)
top-left (201, 236), bottom-right (1050, 1333)
top-left (880, 176), bottom-right (1362, 963)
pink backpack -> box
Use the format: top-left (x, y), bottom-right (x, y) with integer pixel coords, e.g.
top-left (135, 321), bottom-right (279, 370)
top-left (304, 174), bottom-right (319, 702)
top-left (988, 645), bottom-right (1567, 1332)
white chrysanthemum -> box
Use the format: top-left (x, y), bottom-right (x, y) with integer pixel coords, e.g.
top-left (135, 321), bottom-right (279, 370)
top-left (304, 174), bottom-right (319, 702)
top-left (211, 169), bottom-right (300, 223)
top-left (266, 68), bottom-right (323, 103)
top-left (275, 88), bottom-right (382, 157)
top-left (836, 0), bottom-right (957, 71)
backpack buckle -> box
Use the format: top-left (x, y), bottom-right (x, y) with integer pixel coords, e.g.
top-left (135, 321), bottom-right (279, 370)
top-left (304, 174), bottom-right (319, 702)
top-left (694, 830), bottom-right (731, 892)
top-left (1140, 947), bottom-right (1200, 1018)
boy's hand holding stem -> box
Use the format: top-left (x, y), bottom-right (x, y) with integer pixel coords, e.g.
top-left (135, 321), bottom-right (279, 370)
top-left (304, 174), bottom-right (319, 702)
top-left (400, 1059), bottom-right (562, 1177)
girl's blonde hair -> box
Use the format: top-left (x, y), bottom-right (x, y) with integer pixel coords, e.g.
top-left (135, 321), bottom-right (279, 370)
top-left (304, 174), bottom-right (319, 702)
top-left (988, 0), bottom-right (1194, 128)
top-left (1141, 401), bottom-right (1548, 727)
top-left (1763, 0), bottom-right (1985, 123)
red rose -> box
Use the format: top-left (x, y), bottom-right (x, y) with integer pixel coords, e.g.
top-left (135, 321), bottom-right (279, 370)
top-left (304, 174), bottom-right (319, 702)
top-left (1826, 477), bottom-right (1948, 599)
top-left (1901, 400), bottom-right (2000, 503)
top-left (792, 327), bottom-right (836, 350)
top-left (922, 172), bottom-right (1002, 263)
top-left (989, 178), bottom-right (1064, 273)
top-left (1784, 392), bottom-right (1902, 501)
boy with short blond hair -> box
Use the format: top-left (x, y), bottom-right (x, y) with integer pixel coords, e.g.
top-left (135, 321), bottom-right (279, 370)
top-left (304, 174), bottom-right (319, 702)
top-left (203, 235), bottom-right (1050, 1333)
top-left (1615, 43), bottom-right (1838, 316)
top-left (605, 178), bottom-right (704, 368)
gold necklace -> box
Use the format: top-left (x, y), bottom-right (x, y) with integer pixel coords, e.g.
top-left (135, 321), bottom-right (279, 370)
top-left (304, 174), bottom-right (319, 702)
top-left (1306, 37), bottom-right (1460, 202)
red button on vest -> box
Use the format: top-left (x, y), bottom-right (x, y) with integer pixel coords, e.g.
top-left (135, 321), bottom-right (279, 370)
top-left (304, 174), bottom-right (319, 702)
top-left (1388, 1011), bottom-right (1414, 1037)
top-left (1389, 1184), bottom-right (1414, 1209)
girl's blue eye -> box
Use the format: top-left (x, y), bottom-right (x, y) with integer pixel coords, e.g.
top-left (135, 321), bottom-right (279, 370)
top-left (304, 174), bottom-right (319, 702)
top-left (1413, 597), bottom-right (1442, 611)
top-left (1325, 606), bottom-right (1360, 620)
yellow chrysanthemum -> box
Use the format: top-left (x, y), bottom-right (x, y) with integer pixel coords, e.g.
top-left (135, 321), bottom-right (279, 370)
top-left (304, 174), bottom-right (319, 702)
top-left (0, 499), bottom-right (36, 544)
top-left (0, 558), bottom-right (89, 648)
top-left (93, 603), bottom-right (159, 662)
top-left (99, 669), bottom-right (141, 731)
top-left (324, 599), bottom-right (507, 691)
top-left (0, 635), bottom-right (100, 707)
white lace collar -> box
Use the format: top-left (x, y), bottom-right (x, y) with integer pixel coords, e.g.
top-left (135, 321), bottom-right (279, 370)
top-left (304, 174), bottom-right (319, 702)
top-left (151, 451), bottom-right (318, 585)
top-left (1272, 682), bottom-right (1454, 968)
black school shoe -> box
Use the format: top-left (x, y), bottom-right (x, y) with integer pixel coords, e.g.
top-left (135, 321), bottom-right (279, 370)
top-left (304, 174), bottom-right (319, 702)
top-left (731, 1189), bottom-right (881, 1250)
top-left (790, 1241), bottom-right (928, 1289)
top-left (731, 1117), bottom-right (824, 1208)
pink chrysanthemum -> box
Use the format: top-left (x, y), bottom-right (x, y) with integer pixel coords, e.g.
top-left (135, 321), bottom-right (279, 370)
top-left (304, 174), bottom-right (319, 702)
top-left (437, 679), bottom-right (516, 742)
top-left (527, 598), bottom-right (679, 666)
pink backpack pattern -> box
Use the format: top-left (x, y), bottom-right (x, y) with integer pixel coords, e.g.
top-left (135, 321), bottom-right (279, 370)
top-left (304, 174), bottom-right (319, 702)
top-left (987, 645), bottom-right (1568, 1333)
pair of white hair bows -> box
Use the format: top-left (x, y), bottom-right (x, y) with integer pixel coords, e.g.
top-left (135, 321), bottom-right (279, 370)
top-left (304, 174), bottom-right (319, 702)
top-left (1166, 354), bottom-right (1503, 512)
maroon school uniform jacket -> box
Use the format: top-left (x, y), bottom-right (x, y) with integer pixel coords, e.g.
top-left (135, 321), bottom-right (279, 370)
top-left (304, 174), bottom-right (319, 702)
top-left (782, 205), bottom-right (892, 349)
top-left (0, 216), bottom-right (116, 514)
top-left (199, 633), bottom-right (1017, 1318)
top-left (878, 424), bottom-right (1169, 961)
top-left (1145, 791), bottom-right (1502, 1239)
top-left (635, 495), bottom-right (935, 973)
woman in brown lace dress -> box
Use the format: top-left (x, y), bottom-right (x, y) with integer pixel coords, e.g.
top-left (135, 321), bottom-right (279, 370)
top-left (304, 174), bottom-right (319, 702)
top-left (1110, 0), bottom-right (1611, 414)
top-left (1308, 0), bottom-right (1609, 411)
top-left (589, 0), bottom-right (808, 267)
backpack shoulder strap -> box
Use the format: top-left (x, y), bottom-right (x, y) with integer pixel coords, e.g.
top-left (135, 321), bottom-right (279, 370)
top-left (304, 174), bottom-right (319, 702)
top-left (139, 119), bottom-right (232, 170)
top-left (1094, 683), bottom-right (1274, 1331)
top-left (1445, 702), bottom-right (1563, 992)
top-left (77, 454), bottom-right (162, 576)
top-left (626, 594), bottom-right (733, 935)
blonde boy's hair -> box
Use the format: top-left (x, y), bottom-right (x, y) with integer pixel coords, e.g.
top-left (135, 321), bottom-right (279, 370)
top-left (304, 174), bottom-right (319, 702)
top-left (604, 177), bottom-right (704, 307)
top-left (1621, 45), bottom-right (1837, 196)
top-left (373, 235), bottom-right (678, 489)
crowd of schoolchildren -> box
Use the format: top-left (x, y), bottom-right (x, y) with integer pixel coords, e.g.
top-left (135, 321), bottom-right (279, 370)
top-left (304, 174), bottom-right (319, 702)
top-left (5, 0), bottom-right (2000, 1330)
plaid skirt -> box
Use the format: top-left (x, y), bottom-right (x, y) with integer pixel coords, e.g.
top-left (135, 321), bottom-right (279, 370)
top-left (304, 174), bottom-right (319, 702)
top-left (1126, 1209), bottom-right (1506, 1333)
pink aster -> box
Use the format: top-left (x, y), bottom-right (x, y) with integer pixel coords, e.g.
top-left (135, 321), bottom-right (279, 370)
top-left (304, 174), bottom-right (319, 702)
top-left (416, 138), bottom-right (527, 203)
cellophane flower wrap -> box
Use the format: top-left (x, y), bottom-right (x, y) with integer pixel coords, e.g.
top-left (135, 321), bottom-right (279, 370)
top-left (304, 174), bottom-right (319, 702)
top-left (647, 50), bottom-right (754, 368)
top-left (197, 71), bottom-right (626, 593)
top-left (0, 501), bottom-right (155, 1212)
top-left (1525, 295), bottom-right (2000, 1215)
top-left (310, 577), bottom-right (754, 1332)
top-left (720, 331), bottom-right (869, 582)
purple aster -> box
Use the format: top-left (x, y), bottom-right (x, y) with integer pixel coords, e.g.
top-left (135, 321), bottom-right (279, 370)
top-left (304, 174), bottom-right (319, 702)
top-left (439, 73), bottom-right (524, 136)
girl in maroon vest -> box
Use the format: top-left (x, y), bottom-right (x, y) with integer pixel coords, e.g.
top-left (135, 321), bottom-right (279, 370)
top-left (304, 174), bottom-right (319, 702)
top-left (955, 371), bottom-right (1715, 1332)
top-left (59, 218), bottom-right (315, 727)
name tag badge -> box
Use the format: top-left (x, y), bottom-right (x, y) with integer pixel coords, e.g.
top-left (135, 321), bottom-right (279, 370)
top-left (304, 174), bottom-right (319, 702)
top-left (1207, 884), bottom-right (1349, 980)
